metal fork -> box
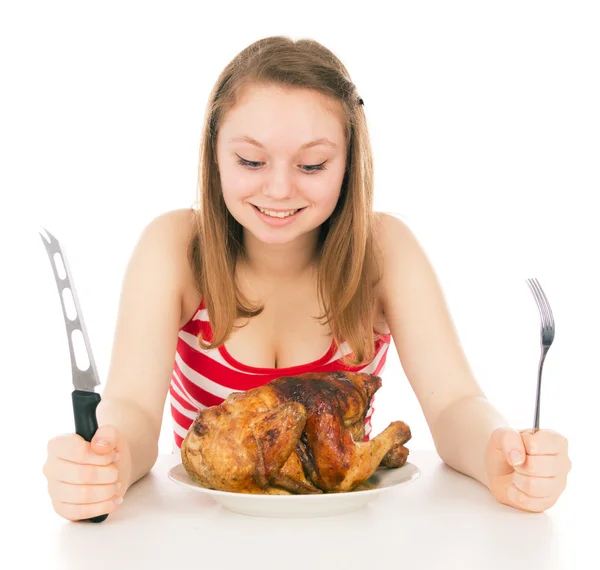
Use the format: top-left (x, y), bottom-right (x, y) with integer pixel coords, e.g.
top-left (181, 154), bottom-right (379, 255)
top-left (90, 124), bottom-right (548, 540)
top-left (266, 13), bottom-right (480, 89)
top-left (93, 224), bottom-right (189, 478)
top-left (526, 278), bottom-right (556, 433)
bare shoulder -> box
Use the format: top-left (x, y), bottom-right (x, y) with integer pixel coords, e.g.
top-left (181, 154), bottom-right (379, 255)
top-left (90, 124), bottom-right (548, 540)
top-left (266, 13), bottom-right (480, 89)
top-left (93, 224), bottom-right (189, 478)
top-left (372, 211), bottom-right (430, 292)
top-left (142, 207), bottom-right (196, 243)
top-left (373, 211), bottom-right (419, 256)
top-left (137, 208), bottom-right (200, 321)
top-left (373, 210), bottom-right (448, 315)
top-left (137, 208), bottom-right (196, 271)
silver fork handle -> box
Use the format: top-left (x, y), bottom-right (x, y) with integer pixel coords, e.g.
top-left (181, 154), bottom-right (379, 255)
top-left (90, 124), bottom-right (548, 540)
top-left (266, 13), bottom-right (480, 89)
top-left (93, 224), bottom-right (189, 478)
top-left (533, 346), bottom-right (549, 432)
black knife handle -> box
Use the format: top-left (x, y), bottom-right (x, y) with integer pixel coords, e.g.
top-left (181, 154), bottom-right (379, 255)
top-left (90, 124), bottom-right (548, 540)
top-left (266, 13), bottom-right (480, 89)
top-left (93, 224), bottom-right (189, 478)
top-left (72, 390), bottom-right (109, 523)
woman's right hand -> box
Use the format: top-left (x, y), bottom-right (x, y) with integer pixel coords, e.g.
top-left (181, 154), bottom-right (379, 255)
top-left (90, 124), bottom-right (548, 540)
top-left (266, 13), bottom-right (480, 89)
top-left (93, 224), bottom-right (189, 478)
top-left (43, 424), bottom-right (132, 521)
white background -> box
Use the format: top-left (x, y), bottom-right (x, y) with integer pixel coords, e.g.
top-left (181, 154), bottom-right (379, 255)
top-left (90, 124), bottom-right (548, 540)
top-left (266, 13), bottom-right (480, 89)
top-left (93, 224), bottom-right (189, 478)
top-left (1, 0), bottom-right (598, 521)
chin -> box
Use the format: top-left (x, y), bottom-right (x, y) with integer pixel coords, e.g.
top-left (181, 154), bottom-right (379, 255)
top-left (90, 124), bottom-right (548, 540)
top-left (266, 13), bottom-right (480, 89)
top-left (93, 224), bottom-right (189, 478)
top-left (249, 226), bottom-right (308, 246)
top-left (250, 216), bottom-right (324, 246)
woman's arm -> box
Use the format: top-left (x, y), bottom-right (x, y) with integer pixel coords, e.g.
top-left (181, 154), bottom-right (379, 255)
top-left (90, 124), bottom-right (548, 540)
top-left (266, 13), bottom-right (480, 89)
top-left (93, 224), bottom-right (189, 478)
top-left (427, 394), bottom-right (509, 488)
top-left (96, 208), bottom-right (196, 490)
top-left (375, 212), bottom-right (508, 488)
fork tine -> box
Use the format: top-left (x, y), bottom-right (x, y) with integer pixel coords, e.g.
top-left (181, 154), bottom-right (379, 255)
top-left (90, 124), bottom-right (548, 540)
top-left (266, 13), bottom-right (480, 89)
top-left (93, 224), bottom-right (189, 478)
top-left (526, 278), bottom-right (546, 325)
top-left (528, 278), bottom-right (551, 330)
top-left (531, 278), bottom-right (553, 332)
top-left (39, 226), bottom-right (60, 249)
top-left (39, 227), bottom-right (51, 244)
top-left (533, 278), bottom-right (555, 330)
top-left (41, 226), bottom-right (59, 245)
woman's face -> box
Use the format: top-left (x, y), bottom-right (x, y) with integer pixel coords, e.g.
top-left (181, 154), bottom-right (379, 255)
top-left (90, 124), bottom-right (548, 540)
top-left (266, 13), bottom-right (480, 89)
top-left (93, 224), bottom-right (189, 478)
top-left (216, 84), bottom-right (347, 245)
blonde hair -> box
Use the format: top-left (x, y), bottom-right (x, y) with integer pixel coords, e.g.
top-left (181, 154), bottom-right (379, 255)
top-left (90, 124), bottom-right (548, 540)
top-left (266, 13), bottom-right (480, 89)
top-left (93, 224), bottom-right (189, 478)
top-left (188, 36), bottom-right (382, 366)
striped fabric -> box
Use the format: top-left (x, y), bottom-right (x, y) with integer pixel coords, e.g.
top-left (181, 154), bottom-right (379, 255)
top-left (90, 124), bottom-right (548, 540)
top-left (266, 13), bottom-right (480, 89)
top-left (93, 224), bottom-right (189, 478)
top-left (169, 299), bottom-right (391, 451)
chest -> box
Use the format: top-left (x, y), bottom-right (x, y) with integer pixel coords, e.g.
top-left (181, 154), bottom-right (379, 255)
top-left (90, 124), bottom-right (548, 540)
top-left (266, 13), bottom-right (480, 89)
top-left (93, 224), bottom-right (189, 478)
top-left (225, 290), bottom-right (335, 369)
top-left (182, 282), bottom-right (389, 371)
top-left (235, 300), bottom-right (390, 368)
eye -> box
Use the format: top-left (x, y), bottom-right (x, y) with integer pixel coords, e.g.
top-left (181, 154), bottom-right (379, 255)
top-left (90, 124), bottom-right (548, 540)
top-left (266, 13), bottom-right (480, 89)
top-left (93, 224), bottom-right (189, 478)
top-left (236, 155), bottom-right (328, 174)
top-left (236, 156), bottom-right (262, 169)
top-left (301, 162), bottom-right (328, 173)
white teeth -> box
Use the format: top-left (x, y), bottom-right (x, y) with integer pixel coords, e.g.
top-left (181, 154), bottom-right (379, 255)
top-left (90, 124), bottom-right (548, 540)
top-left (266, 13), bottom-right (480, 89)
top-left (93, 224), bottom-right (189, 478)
top-left (257, 207), bottom-right (299, 218)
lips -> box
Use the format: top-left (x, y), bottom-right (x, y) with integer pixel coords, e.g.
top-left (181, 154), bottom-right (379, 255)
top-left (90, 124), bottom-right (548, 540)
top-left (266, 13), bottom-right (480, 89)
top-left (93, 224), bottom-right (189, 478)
top-left (250, 204), bottom-right (307, 226)
top-left (252, 205), bottom-right (306, 218)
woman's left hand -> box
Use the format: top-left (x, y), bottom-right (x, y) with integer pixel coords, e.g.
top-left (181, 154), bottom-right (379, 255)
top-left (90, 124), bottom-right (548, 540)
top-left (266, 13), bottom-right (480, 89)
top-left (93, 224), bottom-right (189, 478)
top-left (485, 427), bottom-right (572, 512)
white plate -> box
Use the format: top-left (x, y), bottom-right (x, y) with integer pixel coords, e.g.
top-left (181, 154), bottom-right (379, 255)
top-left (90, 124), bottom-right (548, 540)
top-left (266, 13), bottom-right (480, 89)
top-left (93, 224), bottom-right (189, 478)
top-left (168, 462), bottom-right (420, 518)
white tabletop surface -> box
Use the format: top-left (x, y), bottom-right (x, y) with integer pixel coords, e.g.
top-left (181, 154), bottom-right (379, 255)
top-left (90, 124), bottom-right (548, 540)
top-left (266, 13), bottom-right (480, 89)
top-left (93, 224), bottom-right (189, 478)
top-left (8, 449), bottom-right (592, 570)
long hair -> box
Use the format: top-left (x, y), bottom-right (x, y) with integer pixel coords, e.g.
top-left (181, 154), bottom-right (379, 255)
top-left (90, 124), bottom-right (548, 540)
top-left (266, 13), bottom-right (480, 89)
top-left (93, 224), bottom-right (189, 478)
top-left (188, 36), bottom-right (382, 366)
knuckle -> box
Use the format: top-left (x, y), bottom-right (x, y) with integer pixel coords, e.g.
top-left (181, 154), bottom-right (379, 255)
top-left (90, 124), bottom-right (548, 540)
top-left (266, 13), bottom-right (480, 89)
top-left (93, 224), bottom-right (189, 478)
top-left (77, 464), bottom-right (96, 484)
top-left (79, 484), bottom-right (113, 504)
top-left (518, 474), bottom-right (545, 497)
top-left (77, 485), bottom-right (94, 504)
top-left (519, 476), bottom-right (534, 495)
top-left (91, 464), bottom-right (119, 484)
top-left (73, 444), bottom-right (89, 464)
top-left (67, 438), bottom-right (88, 463)
top-left (106, 465), bottom-right (120, 483)
top-left (526, 456), bottom-right (548, 476)
top-left (519, 459), bottom-right (533, 476)
top-left (521, 430), bottom-right (534, 442)
top-left (513, 491), bottom-right (528, 510)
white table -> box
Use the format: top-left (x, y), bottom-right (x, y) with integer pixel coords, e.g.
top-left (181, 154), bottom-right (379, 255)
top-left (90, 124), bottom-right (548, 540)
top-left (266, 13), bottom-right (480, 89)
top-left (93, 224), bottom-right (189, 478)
top-left (9, 450), bottom-right (590, 570)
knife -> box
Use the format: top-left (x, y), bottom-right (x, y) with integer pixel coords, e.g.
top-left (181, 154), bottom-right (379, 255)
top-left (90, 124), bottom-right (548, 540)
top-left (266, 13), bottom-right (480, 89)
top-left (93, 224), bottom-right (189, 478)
top-left (39, 227), bottom-right (109, 523)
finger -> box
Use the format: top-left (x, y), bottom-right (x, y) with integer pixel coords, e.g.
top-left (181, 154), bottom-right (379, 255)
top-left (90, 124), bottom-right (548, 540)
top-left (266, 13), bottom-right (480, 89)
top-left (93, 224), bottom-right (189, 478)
top-left (520, 429), bottom-right (568, 456)
top-left (49, 480), bottom-right (122, 505)
top-left (54, 459), bottom-right (119, 485)
top-left (47, 435), bottom-right (89, 463)
top-left (506, 483), bottom-right (557, 513)
top-left (91, 424), bottom-right (122, 456)
top-left (492, 427), bottom-right (527, 467)
top-left (513, 454), bottom-right (572, 478)
top-left (47, 435), bottom-right (117, 465)
top-left (512, 472), bottom-right (567, 499)
top-left (53, 496), bottom-right (123, 522)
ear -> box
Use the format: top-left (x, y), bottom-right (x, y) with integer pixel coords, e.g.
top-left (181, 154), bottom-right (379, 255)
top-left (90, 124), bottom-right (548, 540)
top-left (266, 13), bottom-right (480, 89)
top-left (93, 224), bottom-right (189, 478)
top-left (250, 402), bottom-right (307, 489)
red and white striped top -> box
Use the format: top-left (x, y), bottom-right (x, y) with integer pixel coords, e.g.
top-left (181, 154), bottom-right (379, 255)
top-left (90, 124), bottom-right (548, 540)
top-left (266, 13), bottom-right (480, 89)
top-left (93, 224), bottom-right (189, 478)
top-left (169, 299), bottom-right (391, 451)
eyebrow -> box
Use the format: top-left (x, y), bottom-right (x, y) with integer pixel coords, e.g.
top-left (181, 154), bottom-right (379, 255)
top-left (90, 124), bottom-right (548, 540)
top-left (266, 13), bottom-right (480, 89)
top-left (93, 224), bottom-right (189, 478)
top-left (229, 136), bottom-right (337, 150)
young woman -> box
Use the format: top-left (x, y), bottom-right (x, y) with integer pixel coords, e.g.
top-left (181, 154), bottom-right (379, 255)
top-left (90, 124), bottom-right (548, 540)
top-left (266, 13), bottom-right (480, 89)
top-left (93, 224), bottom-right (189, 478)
top-left (42, 36), bottom-right (571, 521)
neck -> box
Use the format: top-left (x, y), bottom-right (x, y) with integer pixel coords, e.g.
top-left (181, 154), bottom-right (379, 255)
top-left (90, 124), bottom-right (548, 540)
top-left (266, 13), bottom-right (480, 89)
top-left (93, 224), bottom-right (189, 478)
top-left (239, 228), bottom-right (320, 282)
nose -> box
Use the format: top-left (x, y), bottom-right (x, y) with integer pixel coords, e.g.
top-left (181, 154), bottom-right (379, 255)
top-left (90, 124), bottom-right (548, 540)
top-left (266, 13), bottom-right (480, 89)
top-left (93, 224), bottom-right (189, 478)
top-left (261, 165), bottom-right (296, 200)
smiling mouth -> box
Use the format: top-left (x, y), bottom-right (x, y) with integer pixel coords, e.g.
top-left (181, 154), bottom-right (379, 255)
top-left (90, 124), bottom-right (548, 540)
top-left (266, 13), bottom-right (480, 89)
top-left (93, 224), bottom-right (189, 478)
top-left (251, 205), bottom-right (307, 219)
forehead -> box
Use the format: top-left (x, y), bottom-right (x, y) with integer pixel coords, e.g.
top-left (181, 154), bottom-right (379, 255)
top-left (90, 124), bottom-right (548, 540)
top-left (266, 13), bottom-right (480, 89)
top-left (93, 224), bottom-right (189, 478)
top-left (218, 84), bottom-right (346, 150)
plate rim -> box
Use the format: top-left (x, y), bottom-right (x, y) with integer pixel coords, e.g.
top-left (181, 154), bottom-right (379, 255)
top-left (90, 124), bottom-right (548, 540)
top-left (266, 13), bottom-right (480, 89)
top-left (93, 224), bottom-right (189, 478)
top-left (168, 461), bottom-right (420, 500)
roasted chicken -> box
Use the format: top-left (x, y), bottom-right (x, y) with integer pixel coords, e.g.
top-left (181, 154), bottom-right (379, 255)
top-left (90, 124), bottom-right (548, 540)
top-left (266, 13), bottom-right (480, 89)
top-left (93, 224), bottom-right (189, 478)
top-left (181, 371), bottom-right (411, 494)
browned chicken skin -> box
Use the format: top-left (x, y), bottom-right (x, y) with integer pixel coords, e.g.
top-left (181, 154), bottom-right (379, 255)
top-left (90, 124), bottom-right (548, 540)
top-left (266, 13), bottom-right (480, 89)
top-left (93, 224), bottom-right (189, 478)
top-left (181, 371), bottom-right (411, 494)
